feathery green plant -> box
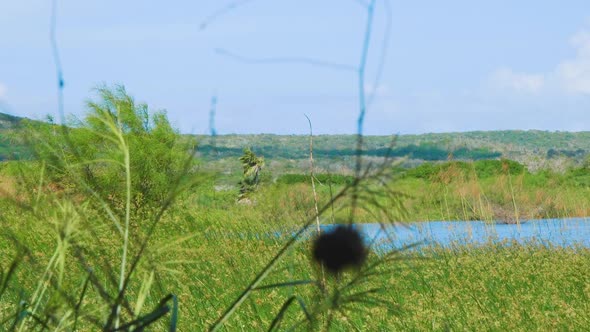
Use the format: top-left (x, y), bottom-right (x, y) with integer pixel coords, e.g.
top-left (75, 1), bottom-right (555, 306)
top-left (1, 85), bottom-right (197, 331)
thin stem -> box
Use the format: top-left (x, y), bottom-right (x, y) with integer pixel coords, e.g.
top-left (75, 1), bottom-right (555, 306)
top-left (305, 114), bottom-right (326, 286)
top-left (305, 115), bottom-right (321, 235)
top-left (115, 108), bottom-right (132, 329)
top-left (351, 0), bottom-right (377, 223)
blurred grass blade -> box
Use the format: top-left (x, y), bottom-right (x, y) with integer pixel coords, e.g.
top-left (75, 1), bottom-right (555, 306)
top-left (0, 256), bottom-right (20, 301)
top-left (72, 272), bottom-right (92, 331)
top-left (267, 295), bottom-right (311, 332)
top-left (111, 294), bottom-right (177, 332)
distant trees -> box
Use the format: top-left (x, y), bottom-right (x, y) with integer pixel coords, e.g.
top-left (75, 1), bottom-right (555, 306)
top-left (195, 142), bottom-right (501, 161)
top-left (547, 148), bottom-right (586, 159)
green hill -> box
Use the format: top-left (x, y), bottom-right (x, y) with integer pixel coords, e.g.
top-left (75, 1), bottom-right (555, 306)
top-left (2, 112), bottom-right (589, 170)
top-left (0, 112), bottom-right (28, 161)
top-left (193, 130), bottom-right (590, 171)
top-left (0, 112), bottom-right (23, 129)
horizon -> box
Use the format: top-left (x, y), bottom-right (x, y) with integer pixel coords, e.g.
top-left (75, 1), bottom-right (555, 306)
top-left (1, 1), bottom-right (590, 135)
top-left (4, 108), bottom-right (590, 136)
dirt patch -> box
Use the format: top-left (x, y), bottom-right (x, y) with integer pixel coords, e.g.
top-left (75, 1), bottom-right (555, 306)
top-left (0, 175), bottom-right (16, 198)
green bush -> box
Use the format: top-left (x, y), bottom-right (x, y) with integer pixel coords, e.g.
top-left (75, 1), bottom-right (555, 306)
top-left (564, 167), bottom-right (590, 187)
top-left (405, 159), bottom-right (527, 181)
top-left (473, 159), bottom-right (526, 177)
top-left (21, 85), bottom-right (197, 220)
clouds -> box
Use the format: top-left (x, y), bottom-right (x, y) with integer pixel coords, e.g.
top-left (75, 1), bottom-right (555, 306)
top-left (489, 68), bottom-right (545, 94)
top-left (490, 26), bottom-right (590, 96)
top-left (556, 30), bottom-right (590, 94)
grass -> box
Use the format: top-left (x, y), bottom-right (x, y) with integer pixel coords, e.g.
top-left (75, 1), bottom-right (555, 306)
top-left (2, 174), bottom-right (590, 330)
top-left (169, 187), bottom-right (590, 330)
top-left (0, 87), bottom-right (589, 330)
top-left (114, 196), bottom-right (590, 330)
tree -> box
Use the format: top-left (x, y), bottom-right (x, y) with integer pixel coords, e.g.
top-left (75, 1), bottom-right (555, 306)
top-left (22, 85), bottom-right (197, 220)
top-left (238, 147), bottom-right (264, 200)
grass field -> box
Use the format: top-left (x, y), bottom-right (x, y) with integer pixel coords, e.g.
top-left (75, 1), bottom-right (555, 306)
top-left (2, 174), bottom-right (590, 331)
top-left (1, 88), bottom-right (589, 331)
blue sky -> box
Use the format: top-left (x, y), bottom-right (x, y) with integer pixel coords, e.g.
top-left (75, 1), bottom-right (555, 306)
top-left (1, 0), bottom-right (589, 134)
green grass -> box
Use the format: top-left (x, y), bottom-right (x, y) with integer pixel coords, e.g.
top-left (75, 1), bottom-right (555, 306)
top-left (2, 177), bottom-right (590, 330)
top-left (1, 88), bottom-right (590, 330)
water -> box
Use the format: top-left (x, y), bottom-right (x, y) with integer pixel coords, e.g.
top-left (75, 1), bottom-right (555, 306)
top-left (327, 218), bottom-right (590, 250)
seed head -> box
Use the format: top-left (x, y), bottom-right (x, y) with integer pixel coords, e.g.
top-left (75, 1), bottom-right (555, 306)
top-left (312, 225), bottom-right (367, 274)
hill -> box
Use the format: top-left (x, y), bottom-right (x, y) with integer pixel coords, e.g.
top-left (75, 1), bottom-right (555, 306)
top-left (193, 130), bottom-right (590, 172)
top-left (0, 112), bottom-right (23, 129)
top-left (0, 112), bottom-right (28, 161)
top-left (2, 112), bottom-right (589, 171)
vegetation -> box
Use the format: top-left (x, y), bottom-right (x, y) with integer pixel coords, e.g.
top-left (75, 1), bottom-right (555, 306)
top-left (0, 112), bottom-right (29, 161)
top-left (0, 86), bottom-right (198, 330)
top-left (276, 173), bottom-right (355, 186)
top-left (0, 112), bottom-right (23, 129)
top-left (19, 86), bottom-right (197, 220)
top-left (1, 87), bottom-right (590, 330)
top-left (237, 148), bottom-right (265, 200)
top-left (193, 130), bottom-right (590, 167)
top-left (4, 110), bottom-right (590, 173)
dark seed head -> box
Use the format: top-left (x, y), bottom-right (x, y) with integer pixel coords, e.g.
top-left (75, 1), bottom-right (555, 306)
top-left (312, 225), bottom-right (367, 274)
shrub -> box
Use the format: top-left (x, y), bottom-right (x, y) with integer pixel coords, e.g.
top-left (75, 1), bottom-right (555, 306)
top-left (1, 85), bottom-right (197, 330)
top-left (21, 85), bottom-right (197, 221)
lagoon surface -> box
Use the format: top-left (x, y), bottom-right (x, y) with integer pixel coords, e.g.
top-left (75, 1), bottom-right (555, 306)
top-left (335, 218), bottom-right (590, 249)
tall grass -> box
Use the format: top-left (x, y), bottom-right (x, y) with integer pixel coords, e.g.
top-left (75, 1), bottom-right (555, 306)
top-left (0, 87), bottom-right (198, 330)
top-left (3, 151), bottom-right (590, 330)
top-left (0, 83), bottom-right (413, 331)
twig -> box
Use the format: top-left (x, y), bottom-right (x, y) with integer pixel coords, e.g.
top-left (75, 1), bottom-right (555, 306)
top-left (305, 114), bottom-right (325, 286)
top-left (350, 0), bottom-right (377, 223)
top-left (199, 0), bottom-right (256, 30)
top-left (214, 48), bottom-right (357, 72)
top-left (366, 0), bottom-right (392, 109)
top-left (305, 115), bottom-right (321, 235)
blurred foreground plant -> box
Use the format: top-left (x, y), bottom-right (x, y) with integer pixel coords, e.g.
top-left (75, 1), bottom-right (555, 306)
top-left (1, 85), bottom-right (197, 331)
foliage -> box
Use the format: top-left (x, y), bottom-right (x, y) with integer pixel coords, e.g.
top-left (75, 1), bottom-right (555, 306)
top-left (6, 113), bottom-right (590, 172)
top-left (196, 139), bottom-right (501, 161)
top-left (238, 147), bottom-right (264, 199)
top-left (2, 95), bottom-right (590, 330)
top-left (564, 167), bottom-right (590, 187)
top-left (0, 112), bottom-right (23, 129)
top-left (405, 159), bottom-right (527, 181)
top-left (3, 148), bottom-right (590, 329)
top-left (21, 85), bottom-right (197, 220)
top-left (0, 86), bottom-right (197, 330)
top-left (547, 148), bottom-right (586, 159)
top-left (276, 173), bottom-right (355, 185)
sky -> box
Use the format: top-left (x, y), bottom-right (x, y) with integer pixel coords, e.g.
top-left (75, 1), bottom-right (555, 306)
top-left (1, 0), bottom-right (590, 135)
